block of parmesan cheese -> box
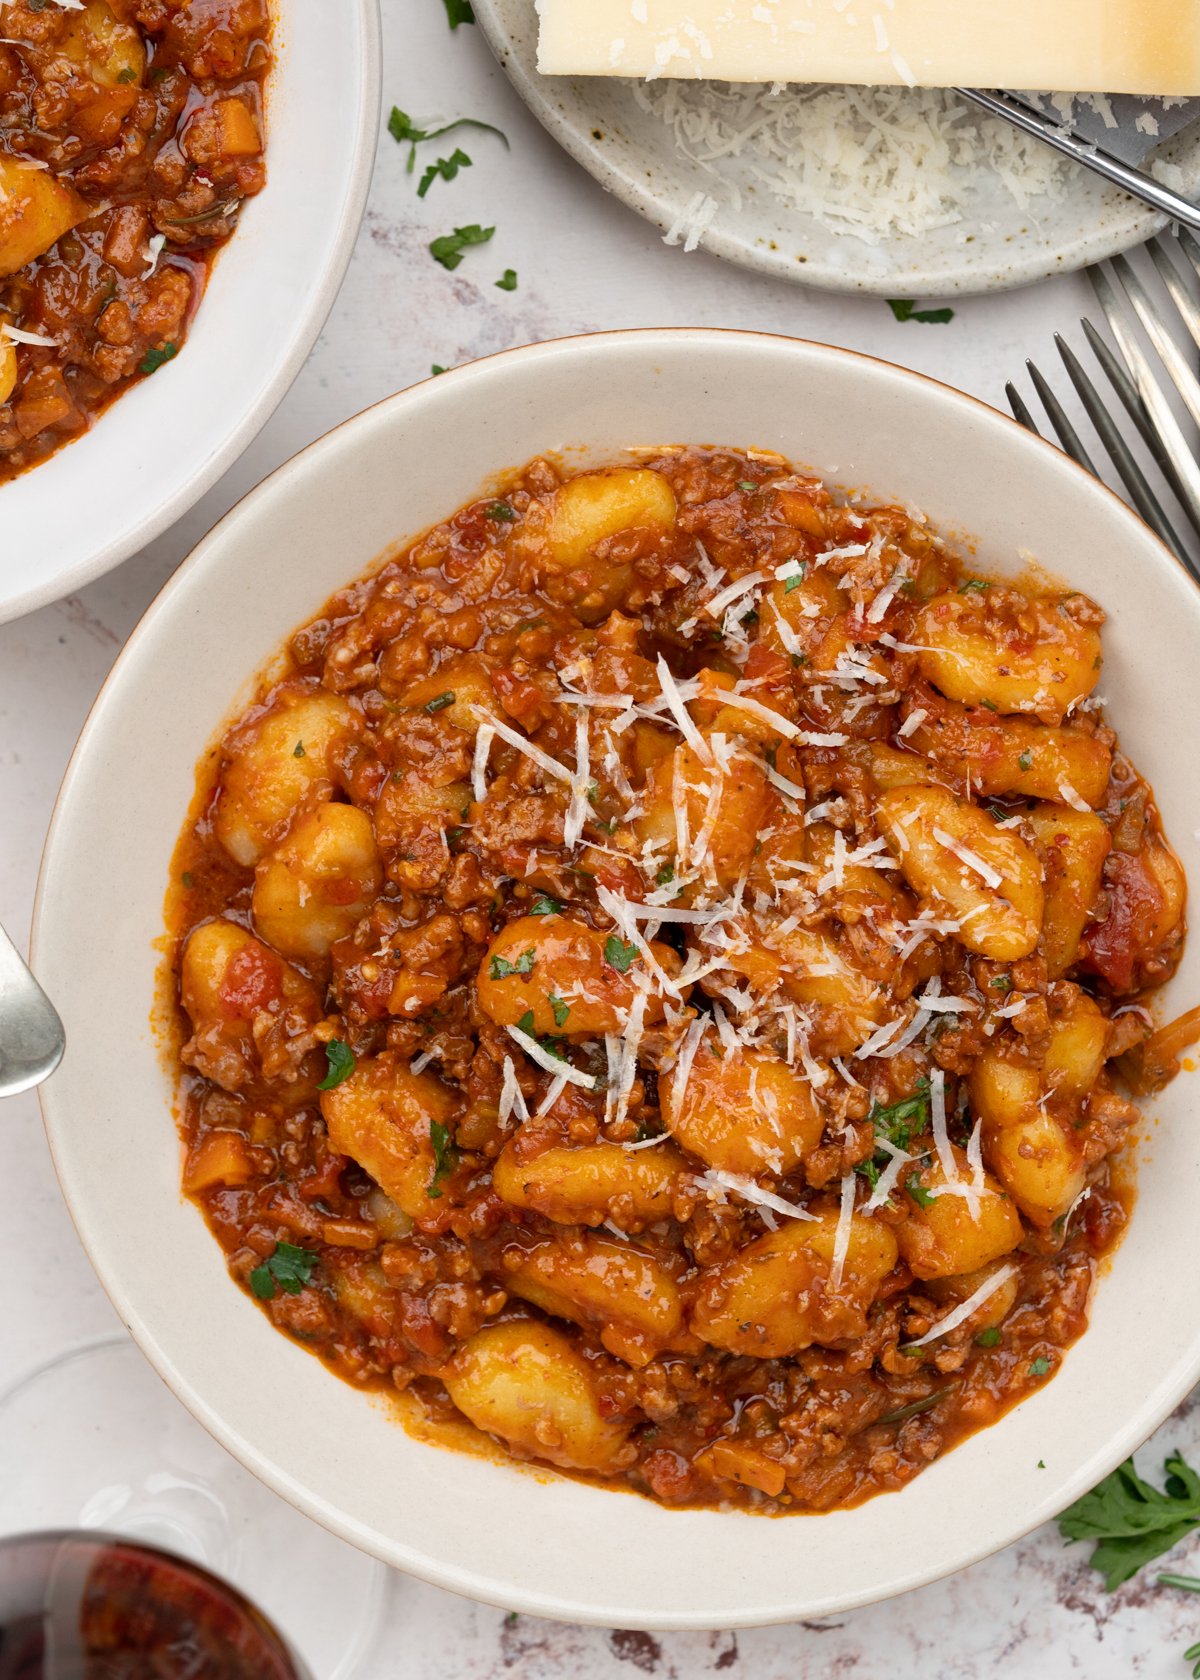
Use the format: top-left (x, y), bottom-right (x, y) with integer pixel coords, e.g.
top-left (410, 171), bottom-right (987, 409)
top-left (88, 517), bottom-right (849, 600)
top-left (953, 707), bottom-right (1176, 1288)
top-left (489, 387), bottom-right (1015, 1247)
top-left (536, 0), bottom-right (1200, 95)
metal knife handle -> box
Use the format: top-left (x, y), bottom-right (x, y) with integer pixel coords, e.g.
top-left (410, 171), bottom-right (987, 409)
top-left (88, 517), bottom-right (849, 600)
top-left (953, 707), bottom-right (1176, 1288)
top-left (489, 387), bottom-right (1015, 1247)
top-left (957, 87), bottom-right (1200, 235)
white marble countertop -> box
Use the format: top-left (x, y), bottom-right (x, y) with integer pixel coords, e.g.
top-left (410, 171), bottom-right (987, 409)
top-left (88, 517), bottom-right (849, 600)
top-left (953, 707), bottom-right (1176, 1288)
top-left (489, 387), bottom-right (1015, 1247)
top-left (3, 2), bottom-right (1200, 1673)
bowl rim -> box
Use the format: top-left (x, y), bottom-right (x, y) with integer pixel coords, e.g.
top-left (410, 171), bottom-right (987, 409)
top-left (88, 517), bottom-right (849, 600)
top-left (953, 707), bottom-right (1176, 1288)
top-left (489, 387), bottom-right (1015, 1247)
top-left (31, 325), bottom-right (1200, 1628)
top-left (0, 0), bottom-right (383, 628)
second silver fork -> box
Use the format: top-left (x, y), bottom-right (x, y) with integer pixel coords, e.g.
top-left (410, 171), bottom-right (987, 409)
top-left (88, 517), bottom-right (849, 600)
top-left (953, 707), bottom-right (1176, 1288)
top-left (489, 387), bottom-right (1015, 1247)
top-left (1006, 230), bottom-right (1200, 582)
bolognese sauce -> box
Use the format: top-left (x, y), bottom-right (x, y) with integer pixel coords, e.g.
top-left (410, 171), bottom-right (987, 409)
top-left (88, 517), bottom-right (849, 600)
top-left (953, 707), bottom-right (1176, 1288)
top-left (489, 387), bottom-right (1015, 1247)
top-left (165, 447), bottom-right (1195, 1512)
top-left (0, 0), bottom-right (270, 482)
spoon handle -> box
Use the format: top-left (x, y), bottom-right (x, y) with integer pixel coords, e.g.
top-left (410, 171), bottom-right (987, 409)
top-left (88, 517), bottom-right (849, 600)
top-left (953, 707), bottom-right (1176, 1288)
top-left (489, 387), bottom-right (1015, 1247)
top-left (0, 919), bottom-right (65, 1098)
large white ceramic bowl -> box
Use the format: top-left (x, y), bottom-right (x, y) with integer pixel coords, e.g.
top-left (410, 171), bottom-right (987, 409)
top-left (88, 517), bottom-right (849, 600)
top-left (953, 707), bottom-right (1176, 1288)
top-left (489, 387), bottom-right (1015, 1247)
top-left (33, 330), bottom-right (1200, 1630)
top-left (0, 0), bottom-right (381, 626)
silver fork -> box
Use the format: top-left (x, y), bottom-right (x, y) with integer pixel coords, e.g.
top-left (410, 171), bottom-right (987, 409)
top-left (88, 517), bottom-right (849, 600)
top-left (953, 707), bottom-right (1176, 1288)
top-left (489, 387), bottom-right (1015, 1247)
top-left (1005, 231), bottom-right (1200, 585)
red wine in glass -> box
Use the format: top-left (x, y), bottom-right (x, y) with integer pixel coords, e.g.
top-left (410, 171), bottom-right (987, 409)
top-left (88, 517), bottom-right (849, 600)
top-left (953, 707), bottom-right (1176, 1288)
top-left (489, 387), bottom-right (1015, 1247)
top-left (0, 1531), bottom-right (310, 1680)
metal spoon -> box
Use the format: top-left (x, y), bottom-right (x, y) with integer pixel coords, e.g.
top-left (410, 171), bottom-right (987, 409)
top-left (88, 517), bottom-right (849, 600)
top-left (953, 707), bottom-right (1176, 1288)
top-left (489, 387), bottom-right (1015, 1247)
top-left (0, 920), bottom-right (65, 1098)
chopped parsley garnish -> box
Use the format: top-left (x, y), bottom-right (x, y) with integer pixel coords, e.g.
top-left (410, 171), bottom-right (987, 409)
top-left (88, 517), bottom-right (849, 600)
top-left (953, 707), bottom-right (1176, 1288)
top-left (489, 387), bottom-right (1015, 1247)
top-left (117, 65), bottom-right (137, 82)
top-left (427, 1119), bottom-right (457, 1198)
top-left (855, 1082), bottom-right (932, 1193)
top-left (877, 1389), bottom-right (948, 1427)
top-left (989, 973), bottom-right (1013, 992)
top-left (292, 739), bottom-right (305, 757)
top-left (249, 1241), bottom-right (318, 1301)
top-left (317, 1039), bottom-right (355, 1091)
top-left (516, 1009), bottom-right (536, 1036)
top-left (181, 870), bottom-right (195, 889)
top-left (139, 343), bottom-right (178, 375)
top-left (1018, 750), bottom-right (1033, 771)
top-left (429, 223), bottom-right (495, 271)
top-left (529, 895), bottom-right (562, 916)
top-left (388, 106), bottom-right (507, 172)
top-left (1060, 1453), bottom-right (1200, 1590)
top-left (868, 1080), bottom-right (931, 1152)
top-left (978, 697), bottom-right (998, 712)
top-left (549, 992), bottom-right (570, 1027)
top-left (656, 863), bottom-right (675, 886)
top-left (887, 298), bottom-right (955, 325)
top-left (906, 1174), bottom-right (936, 1210)
top-left (783, 563), bottom-right (807, 592)
top-left (442, 0), bottom-right (475, 26)
top-left (958, 578), bottom-right (990, 593)
top-left (975, 1326), bottom-right (1003, 1347)
top-left (490, 948), bottom-right (535, 980)
top-left (495, 268), bottom-right (518, 291)
top-left (487, 501), bottom-right (517, 521)
top-left (1029, 1356), bottom-right (1051, 1377)
top-left (424, 691), bottom-right (456, 713)
top-left (737, 479), bottom-right (757, 492)
top-left (417, 147), bottom-right (472, 197)
top-left (603, 935), bottom-right (639, 974)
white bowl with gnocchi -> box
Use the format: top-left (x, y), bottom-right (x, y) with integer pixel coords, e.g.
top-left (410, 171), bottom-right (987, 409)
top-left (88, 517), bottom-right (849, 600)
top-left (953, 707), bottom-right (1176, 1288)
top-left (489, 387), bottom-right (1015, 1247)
top-left (0, 0), bottom-right (381, 624)
top-left (33, 329), bottom-right (1200, 1627)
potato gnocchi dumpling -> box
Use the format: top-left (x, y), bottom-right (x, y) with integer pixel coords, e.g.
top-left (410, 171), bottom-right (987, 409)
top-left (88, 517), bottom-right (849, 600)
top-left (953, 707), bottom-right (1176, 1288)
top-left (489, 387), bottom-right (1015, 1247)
top-left (170, 446), bottom-right (1192, 1516)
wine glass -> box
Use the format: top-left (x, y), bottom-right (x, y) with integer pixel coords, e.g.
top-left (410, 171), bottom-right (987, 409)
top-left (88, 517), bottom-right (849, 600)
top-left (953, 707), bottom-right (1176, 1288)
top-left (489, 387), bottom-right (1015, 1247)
top-left (0, 1336), bottom-right (388, 1678)
top-left (0, 1528), bottom-right (311, 1678)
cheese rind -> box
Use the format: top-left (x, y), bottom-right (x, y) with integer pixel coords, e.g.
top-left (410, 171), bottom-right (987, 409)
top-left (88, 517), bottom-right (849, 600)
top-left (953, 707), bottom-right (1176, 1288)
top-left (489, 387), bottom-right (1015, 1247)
top-left (536, 0), bottom-right (1200, 96)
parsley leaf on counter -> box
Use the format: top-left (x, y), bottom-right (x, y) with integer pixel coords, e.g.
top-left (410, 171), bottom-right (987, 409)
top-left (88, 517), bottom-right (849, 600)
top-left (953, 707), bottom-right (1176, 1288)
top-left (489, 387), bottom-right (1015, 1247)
top-left (317, 1039), bottom-right (355, 1091)
top-left (417, 147), bottom-right (472, 198)
top-left (495, 268), bottom-right (518, 291)
top-left (888, 298), bottom-right (955, 325)
top-left (389, 107), bottom-right (508, 173)
top-left (441, 0), bottom-right (475, 28)
top-left (1059, 1453), bottom-right (1200, 1590)
top-left (250, 1242), bottom-right (318, 1301)
top-left (429, 223), bottom-right (495, 270)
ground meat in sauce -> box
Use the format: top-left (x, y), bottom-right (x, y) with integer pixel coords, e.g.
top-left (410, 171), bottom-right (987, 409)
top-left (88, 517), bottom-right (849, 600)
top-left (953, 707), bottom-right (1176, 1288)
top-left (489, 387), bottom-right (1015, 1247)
top-left (0, 0), bottom-right (270, 481)
top-left (165, 446), bottom-right (1190, 1514)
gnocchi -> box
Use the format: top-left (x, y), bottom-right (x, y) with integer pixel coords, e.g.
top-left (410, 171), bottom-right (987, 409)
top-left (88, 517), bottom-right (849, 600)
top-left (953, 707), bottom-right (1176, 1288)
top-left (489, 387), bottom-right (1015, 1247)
top-left (877, 785), bottom-right (1044, 960)
top-left (171, 445), bottom-right (1190, 1517)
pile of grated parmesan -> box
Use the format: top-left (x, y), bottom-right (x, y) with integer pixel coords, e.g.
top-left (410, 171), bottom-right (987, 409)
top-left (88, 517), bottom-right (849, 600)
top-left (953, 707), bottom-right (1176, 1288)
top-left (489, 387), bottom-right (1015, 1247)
top-left (629, 80), bottom-right (1076, 244)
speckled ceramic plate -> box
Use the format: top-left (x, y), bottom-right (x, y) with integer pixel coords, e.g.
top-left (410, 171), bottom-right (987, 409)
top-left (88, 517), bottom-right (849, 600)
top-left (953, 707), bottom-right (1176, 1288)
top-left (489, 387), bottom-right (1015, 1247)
top-left (474, 0), bottom-right (1200, 296)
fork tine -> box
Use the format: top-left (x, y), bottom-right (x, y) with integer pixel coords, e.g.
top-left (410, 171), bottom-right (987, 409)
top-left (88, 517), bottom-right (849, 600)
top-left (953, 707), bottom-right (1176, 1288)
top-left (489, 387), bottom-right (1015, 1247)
top-left (1024, 359), bottom-right (1100, 475)
top-left (1054, 334), bottom-right (1189, 561)
top-left (1110, 252), bottom-right (1200, 431)
top-left (1088, 263), bottom-right (1200, 543)
top-left (1005, 381), bottom-right (1040, 434)
top-left (1179, 227), bottom-right (1200, 285)
top-left (1081, 318), bottom-right (1198, 519)
top-left (1148, 237), bottom-right (1200, 357)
